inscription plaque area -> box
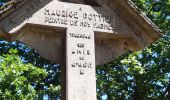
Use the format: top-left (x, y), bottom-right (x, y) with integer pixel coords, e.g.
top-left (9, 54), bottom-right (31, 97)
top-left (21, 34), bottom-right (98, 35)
top-left (66, 27), bottom-right (96, 100)
top-left (26, 0), bottom-right (117, 34)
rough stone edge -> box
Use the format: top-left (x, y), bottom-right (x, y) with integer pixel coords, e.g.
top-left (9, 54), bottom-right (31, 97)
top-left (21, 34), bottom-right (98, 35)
top-left (0, 0), bottom-right (28, 40)
top-left (126, 0), bottom-right (163, 35)
top-left (0, 0), bottom-right (28, 21)
top-left (117, 0), bottom-right (163, 38)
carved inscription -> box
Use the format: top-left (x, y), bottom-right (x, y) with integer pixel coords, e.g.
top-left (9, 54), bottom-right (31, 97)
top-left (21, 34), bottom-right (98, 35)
top-left (69, 32), bottom-right (93, 75)
top-left (69, 33), bottom-right (91, 39)
top-left (67, 27), bottom-right (95, 76)
top-left (67, 27), bottom-right (96, 100)
top-left (44, 8), bottom-right (114, 31)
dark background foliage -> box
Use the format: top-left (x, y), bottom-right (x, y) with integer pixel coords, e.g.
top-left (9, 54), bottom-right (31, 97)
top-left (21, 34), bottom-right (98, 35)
top-left (97, 0), bottom-right (170, 99)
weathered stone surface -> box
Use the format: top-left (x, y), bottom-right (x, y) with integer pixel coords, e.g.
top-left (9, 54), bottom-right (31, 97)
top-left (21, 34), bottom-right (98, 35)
top-left (1, 0), bottom-right (119, 33)
top-left (66, 27), bottom-right (96, 100)
top-left (0, 0), bottom-right (162, 48)
top-left (1, 0), bottom-right (136, 65)
top-left (14, 25), bottom-right (65, 63)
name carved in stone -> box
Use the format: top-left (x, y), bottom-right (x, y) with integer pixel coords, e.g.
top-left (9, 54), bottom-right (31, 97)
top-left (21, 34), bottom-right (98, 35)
top-left (44, 8), bottom-right (114, 31)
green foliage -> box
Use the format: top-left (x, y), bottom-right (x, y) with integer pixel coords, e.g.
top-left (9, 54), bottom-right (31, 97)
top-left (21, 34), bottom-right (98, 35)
top-left (0, 0), bottom-right (8, 2)
top-left (131, 0), bottom-right (170, 32)
top-left (0, 41), bottom-right (61, 99)
top-left (0, 49), bottom-right (47, 99)
top-left (97, 0), bottom-right (170, 99)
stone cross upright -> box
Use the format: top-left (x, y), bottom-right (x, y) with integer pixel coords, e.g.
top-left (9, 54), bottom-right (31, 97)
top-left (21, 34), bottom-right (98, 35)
top-left (35, 1), bottom-right (115, 99)
top-left (0, 0), bottom-right (162, 100)
top-left (66, 27), bottom-right (96, 100)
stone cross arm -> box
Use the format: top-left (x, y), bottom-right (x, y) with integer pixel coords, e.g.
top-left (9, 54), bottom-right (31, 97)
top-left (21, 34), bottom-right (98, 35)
top-left (0, 0), bottom-right (162, 65)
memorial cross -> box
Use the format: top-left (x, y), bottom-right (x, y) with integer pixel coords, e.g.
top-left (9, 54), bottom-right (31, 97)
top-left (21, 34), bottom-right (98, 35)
top-left (0, 0), bottom-right (152, 100)
top-left (19, 1), bottom-right (117, 100)
top-left (18, 0), bottom-right (118, 100)
top-left (27, 1), bottom-right (115, 100)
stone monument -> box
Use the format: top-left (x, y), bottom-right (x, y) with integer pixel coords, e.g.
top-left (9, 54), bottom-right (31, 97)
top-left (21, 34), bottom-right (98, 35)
top-left (0, 0), bottom-right (162, 100)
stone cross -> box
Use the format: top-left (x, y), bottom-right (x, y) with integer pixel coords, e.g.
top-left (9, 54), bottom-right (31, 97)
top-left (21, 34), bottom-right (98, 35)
top-left (0, 0), bottom-right (162, 100)
top-left (1, 1), bottom-right (118, 99)
top-left (37, 1), bottom-right (115, 99)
